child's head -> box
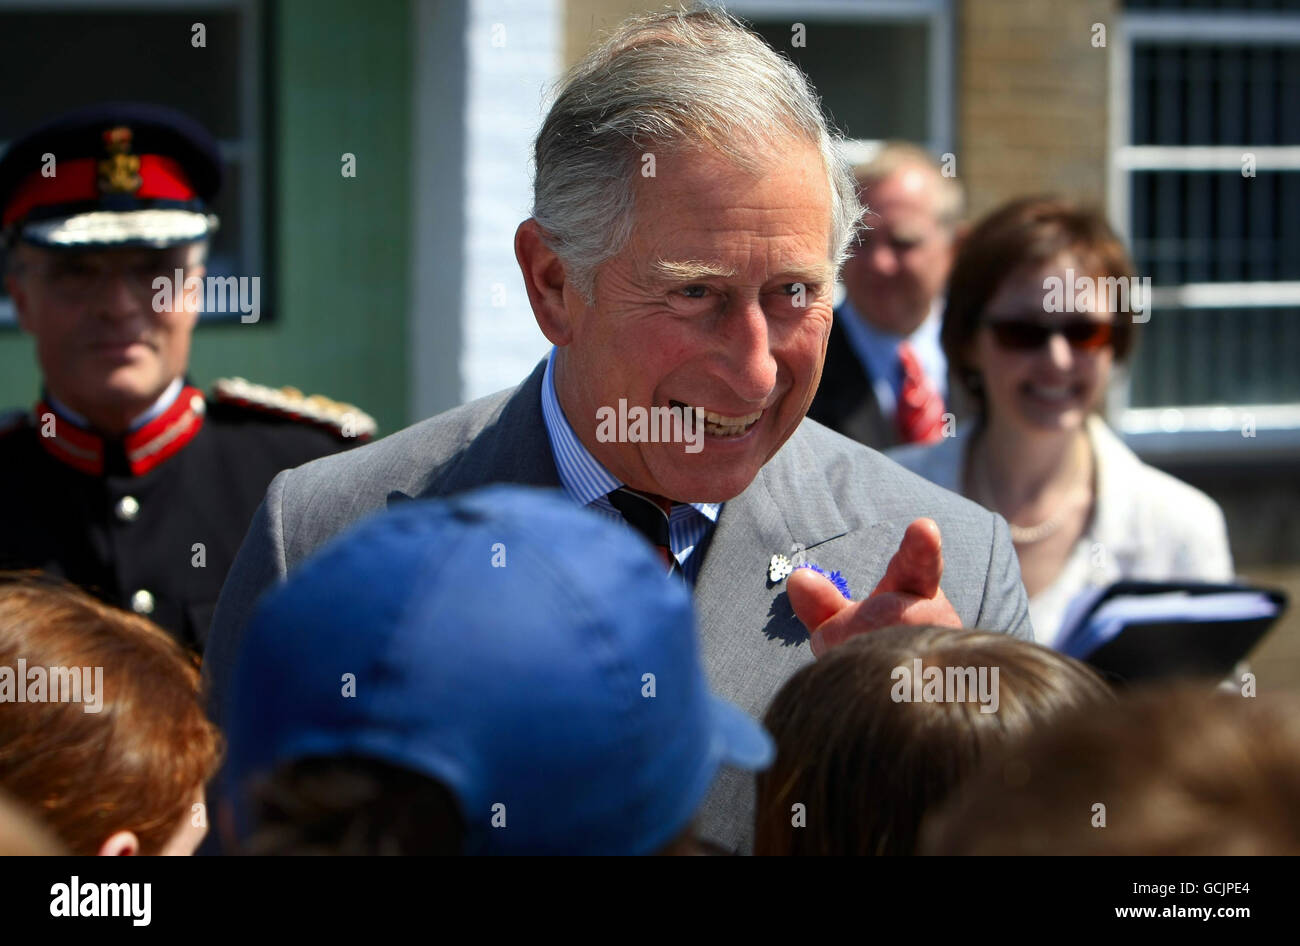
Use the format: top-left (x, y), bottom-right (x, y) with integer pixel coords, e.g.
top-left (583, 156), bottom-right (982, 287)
top-left (923, 683), bottom-right (1300, 855)
top-left (239, 755), bottom-right (465, 855)
top-left (755, 624), bottom-right (1112, 855)
top-left (224, 486), bottom-right (772, 855)
top-left (0, 574), bottom-right (221, 855)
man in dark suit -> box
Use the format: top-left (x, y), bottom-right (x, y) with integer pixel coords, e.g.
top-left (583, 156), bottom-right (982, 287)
top-left (206, 11), bottom-right (1030, 853)
top-left (0, 104), bottom-right (373, 650)
top-left (809, 142), bottom-right (964, 448)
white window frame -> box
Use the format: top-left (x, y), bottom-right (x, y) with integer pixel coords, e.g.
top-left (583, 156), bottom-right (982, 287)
top-left (0, 0), bottom-right (265, 326)
top-left (725, 0), bottom-right (955, 159)
top-left (1108, 8), bottom-right (1300, 459)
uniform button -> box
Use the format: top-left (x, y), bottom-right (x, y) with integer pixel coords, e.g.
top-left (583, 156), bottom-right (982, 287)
top-left (130, 589), bottom-right (155, 615)
top-left (114, 495), bottom-right (141, 522)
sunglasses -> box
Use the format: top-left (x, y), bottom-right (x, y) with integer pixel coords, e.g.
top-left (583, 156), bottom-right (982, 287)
top-left (985, 318), bottom-right (1114, 352)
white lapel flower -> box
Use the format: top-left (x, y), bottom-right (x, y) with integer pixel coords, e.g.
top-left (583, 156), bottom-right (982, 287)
top-left (769, 554), bottom-right (793, 583)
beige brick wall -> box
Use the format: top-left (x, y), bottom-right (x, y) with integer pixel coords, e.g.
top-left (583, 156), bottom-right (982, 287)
top-left (564, 1), bottom-right (1121, 221)
top-left (958, 0), bottom-right (1118, 220)
top-left (564, 0), bottom-right (655, 67)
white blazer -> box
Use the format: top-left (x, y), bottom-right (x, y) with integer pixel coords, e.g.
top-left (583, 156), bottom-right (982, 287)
top-left (889, 415), bottom-right (1235, 645)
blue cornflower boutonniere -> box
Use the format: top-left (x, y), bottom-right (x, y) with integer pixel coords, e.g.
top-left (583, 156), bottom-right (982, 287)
top-left (768, 553), bottom-right (852, 601)
top-left (793, 562), bottom-right (852, 601)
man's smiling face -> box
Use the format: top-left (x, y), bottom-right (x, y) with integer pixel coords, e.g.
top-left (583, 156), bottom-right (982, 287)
top-left (7, 242), bottom-right (201, 432)
top-left (551, 143), bottom-right (836, 503)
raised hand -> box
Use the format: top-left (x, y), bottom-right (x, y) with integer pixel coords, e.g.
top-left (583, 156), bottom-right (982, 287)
top-left (787, 518), bottom-right (962, 657)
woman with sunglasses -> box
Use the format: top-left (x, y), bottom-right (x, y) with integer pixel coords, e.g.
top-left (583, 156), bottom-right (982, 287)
top-left (890, 197), bottom-right (1233, 645)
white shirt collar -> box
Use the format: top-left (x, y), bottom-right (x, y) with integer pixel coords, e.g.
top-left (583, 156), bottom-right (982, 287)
top-left (46, 376), bottom-right (184, 433)
top-left (539, 348), bottom-right (720, 522)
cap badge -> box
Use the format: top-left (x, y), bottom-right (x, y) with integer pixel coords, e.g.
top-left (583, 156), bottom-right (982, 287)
top-left (97, 126), bottom-right (142, 195)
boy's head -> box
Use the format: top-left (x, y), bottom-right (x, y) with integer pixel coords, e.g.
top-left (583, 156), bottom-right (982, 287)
top-left (240, 756), bottom-right (465, 856)
top-left (922, 684), bottom-right (1300, 855)
top-left (0, 574), bottom-right (221, 855)
top-left (224, 485), bottom-right (773, 855)
top-left (755, 624), bottom-right (1112, 855)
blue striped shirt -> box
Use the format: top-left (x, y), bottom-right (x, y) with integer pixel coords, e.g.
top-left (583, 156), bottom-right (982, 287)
top-left (540, 348), bottom-right (721, 584)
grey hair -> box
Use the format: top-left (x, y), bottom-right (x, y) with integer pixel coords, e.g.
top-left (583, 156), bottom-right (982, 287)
top-left (531, 6), bottom-right (863, 301)
top-left (852, 140), bottom-right (965, 229)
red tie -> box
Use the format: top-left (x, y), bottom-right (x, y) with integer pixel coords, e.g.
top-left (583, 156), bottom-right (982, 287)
top-left (896, 341), bottom-right (945, 444)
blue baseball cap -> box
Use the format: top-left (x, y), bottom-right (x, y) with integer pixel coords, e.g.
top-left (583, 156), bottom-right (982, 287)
top-left (224, 485), bottom-right (772, 855)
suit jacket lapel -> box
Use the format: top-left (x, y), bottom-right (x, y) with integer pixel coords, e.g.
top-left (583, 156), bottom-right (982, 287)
top-left (693, 424), bottom-right (854, 701)
top-left (412, 360), bottom-right (562, 502)
top-left (1086, 414), bottom-right (1143, 569)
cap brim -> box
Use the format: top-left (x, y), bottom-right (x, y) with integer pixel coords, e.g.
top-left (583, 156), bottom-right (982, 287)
top-left (20, 209), bottom-right (217, 248)
top-left (707, 695), bottom-right (774, 772)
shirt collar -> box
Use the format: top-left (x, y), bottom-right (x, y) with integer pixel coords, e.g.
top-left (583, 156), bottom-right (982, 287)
top-left (539, 348), bottom-right (721, 522)
top-left (127, 377), bottom-right (185, 431)
top-left (840, 296), bottom-right (943, 357)
top-left (45, 376), bottom-right (185, 434)
top-left (35, 378), bottom-right (206, 477)
top-left (837, 296), bottom-right (895, 381)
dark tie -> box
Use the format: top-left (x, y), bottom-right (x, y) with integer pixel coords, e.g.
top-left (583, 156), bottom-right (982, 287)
top-left (608, 488), bottom-right (679, 577)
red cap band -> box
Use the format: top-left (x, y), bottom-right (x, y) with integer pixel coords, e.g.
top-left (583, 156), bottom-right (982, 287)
top-left (2, 154), bottom-right (196, 228)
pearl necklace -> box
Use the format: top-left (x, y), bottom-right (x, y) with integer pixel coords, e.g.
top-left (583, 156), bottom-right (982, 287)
top-left (973, 434), bottom-right (1091, 546)
top-left (1007, 511), bottom-right (1068, 545)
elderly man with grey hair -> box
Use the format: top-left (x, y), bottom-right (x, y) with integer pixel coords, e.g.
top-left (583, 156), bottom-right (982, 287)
top-left (205, 8), bottom-right (1031, 854)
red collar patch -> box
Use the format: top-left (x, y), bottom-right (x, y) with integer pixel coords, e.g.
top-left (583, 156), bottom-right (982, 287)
top-left (34, 385), bottom-right (206, 476)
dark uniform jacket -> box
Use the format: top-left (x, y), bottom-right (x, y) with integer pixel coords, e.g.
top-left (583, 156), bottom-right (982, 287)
top-left (806, 315), bottom-right (895, 449)
top-left (0, 379), bottom-right (369, 652)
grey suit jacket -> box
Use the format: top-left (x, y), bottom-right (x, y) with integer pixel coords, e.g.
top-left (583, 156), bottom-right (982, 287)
top-left (205, 360), bottom-right (1033, 853)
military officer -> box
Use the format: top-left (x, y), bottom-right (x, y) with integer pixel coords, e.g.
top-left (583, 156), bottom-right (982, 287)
top-left (0, 103), bottom-right (374, 652)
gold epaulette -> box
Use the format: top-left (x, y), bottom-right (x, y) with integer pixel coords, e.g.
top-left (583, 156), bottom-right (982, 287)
top-left (210, 377), bottom-right (377, 441)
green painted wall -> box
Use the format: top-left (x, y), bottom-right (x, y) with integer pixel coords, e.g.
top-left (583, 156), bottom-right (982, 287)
top-left (0, 0), bottom-right (413, 436)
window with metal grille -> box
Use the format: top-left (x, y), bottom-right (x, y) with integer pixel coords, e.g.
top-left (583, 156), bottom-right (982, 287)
top-left (727, 0), bottom-right (954, 161)
top-left (0, 0), bottom-right (269, 326)
top-left (1112, 0), bottom-right (1300, 454)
